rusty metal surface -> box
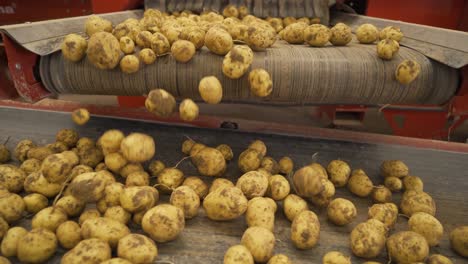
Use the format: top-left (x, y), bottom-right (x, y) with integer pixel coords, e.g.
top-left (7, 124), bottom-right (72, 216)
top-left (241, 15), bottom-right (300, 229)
top-left (0, 107), bottom-right (467, 263)
top-left (331, 11), bottom-right (468, 69)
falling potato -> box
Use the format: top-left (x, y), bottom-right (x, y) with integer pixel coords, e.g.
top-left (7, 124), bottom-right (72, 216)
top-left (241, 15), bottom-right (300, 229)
top-left (71, 108), bottom-right (90, 125)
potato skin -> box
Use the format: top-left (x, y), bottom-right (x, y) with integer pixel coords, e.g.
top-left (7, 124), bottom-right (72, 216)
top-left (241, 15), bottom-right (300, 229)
top-left (303, 24), bottom-right (331, 47)
top-left (179, 98), bottom-right (199, 121)
top-left (238, 148), bottom-right (263, 173)
top-left (1, 226), bottom-right (27, 257)
top-left (387, 231), bottom-right (429, 264)
top-left (126, 171), bottom-right (150, 187)
top-left (81, 217), bottom-right (131, 248)
top-left (381, 160), bottom-right (409, 178)
top-left (327, 198), bottom-right (357, 226)
top-left (142, 204), bottom-right (185, 242)
top-left (267, 174), bottom-right (290, 201)
top-left (0, 164), bottom-right (26, 193)
top-left (120, 133), bottom-right (156, 163)
top-left (151, 32), bottom-right (171, 55)
top-left (62, 34), bottom-right (87, 62)
top-left (224, 244), bottom-right (254, 264)
top-left (327, 160), bottom-right (351, 187)
top-left (402, 175), bottom-right (424, 192)
top-left (79, 209), bottom-right (101, 225)
top-left (104, 206), bottom-right (131, 224)
top-left (120, 55), bottom-right (140, 74)
top-left (450, 226), bottom-right (468, 257)
top-left (157, 168), bottom-right (185, 193)
top-left (236, 170), bottom-right (269, 199)
top-left (292, 166), bottom-right (325, 198)
top-left (71, 108), bottom-right (90, 125)
top-left (87, 32), bottom-right (121, 70)
top-left (384, 176), bottom-right (403, 192)
top-left (199, 76), bottom-right (223, 104)
top-left (371, 186), bottom-right (392, 203)
top-left (350, 219), bottom-right (386, 258)
top-left (396, 60), bottom-right (421, 85)
top-left (356, 23), bottom-right (379, 44)
top-left (400, 190), bottom-right (436, 216)
top-left (282, 22), bottom-right (308, 44)
top-left (291, 210), bottom-right (320, 249)
top-left (0, 192), bottom-right (25, 223)
top-left (170, 186), bottom-right (200, 219)
top-left (17, 228), bottom-right (57, 264)
top-left (249, 68), bottom-right (273, 97)
top-left (205, 27), bottom-right (233, 55)
top-left (145, 89), bottom-right (177, 118)
top-left (246, 197), bottom-right (277, 231)
top-left (241, 226), bottom-right (275, 262)
top-left (62, 238), bottom-right (111, 264)
top-left (85, 15), bottom-right (112, 36)
top-left (216, 144), bottom-right (234, 161)
top-left (368, 203), bottom-right (398, 228)
top-left (24, 172), bottom-right (61, 198)
top-left (330, 23), bottom-right (352, 46)
top-left (322, 251), bottom-right (351, 264)
top-left (0, 217), bottom-right (7, 239)
top-left (102, 258), bottom-right (133, 264)
top-left (117, 234), bottom-right (158, 264)
top-left (209, 178), bottom-right (234, 193)
top-left (69, 171), bottom-right (112, 202)
top-left (182, 177), bottom-right (208, 199)
top-left (180, 26), bottom-right (205, 50)
top-left (56, 221), bottom-right (82, 249)
top-left (120, 186), bottom-right (159, 213)
top-left (98, 129), bottom-right (125, 155)
top-left (119, 36), bottom-right (135, 54)
top-left (171, 40), bottom-right (196, 62)
top-left (32, 206), bottom-right (68, 232)
top-left (379, 26), bottom-right (403, 42)
top-left (192, 147), bottom-right (226, 177)
top-left (14, 139), bottom-right (35, 162)
top-left (268, 254), bottom-right (292, 264)
top-left (408, 212), bottom-right (443, 246)
top-left (376, 39), bottom-right (400, 60)
top-left (203, 186), bottom-right (248, 221)
top-left (283, 194), bottom-right (309, 222)
top-left (347, 169), bottom-right (374, 197)
top-left (427, 254), bottom-right (453, 264)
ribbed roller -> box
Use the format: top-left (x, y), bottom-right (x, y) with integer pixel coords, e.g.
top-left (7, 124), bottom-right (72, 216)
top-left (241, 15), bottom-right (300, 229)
top-left (40, 42), bottom-right (459, 106)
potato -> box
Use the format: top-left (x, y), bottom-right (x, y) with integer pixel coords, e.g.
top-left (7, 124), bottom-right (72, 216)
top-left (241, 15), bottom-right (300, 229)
top-left (322, 251), bottom-right (351, 264)
top-left (41, 153), bottom-right (74, 183)
top-left (31, 206), bottom-right (67, 232)
top-left (238, 148), bottom-right (263, 173)
top-left (326, 160), bottom-right (350, 187)
top-left (387, 231), bottom-right (429, 263)
top-left (330, 23), bottom-right (352, 46)
top-left (292, 166), bottom-right (325, 198)
top-left (203, 186), bottom-right (248, 221)
top-left (191, 147), bottom-right (226, 177)
top-left (125, 170), bottom-right (149, 186)
top-left (14, 139), bottom-right (35, 162)
top-left (70, 108), bottom-right (90, 126)
top-left (56, 221), bottom-right (81, 249)
top-left (371, 186), bottom-right (392, 203)
top-left (222, 45), bottom-right (253, 79)
top-left (247, 68), bottom-right (273, 97)
top-left (150, 32), bottom-right (171, 55)
top-left (267, 174), bottom-right (290, 201)
top-left (248, 140), bottom-right (266, 156)
top-left (120, 54), bottom-right (140, 74)
top-left (241, 226), bottom-right (275, 262)
top-left (283, 194), bottom-right (308, 222)
top-left (79, 209), bottom-right (101, 225)
top-left (62, 238), bottom-right (111, 264)
top-left (156, 168), bottom-right (184, 193)
top-left (142, 204), bottom-right (184, 242)
top-left (24, 172), bottom-right (61, 198)
top-left (100, 182), bottom-right (124, 209)
top-left (81, 217), bottom-right (130, 248)
top-left (236, 170), bottom-right (269, 199)
top-left (281, 17), bottom-right (296, 27)
top-left (379, 26), bottom-right (403, 42)
top-left (1, 226), bottom-right (26, 257)
top-left (145, 88), bottom-right (177, 118)
top-left (120, 133), bottom-right (155, 163)
top-left (303, 24), bottom-right (331, 47)
top-left (23, 193), bottom-right (48, 214)
top-left (19, 158), bottom-right (40, 174)
top-left (381, 160), bottom-right (409, 178)
top-left (209, 178), bottom-right (234, 193)
top-left (160, 22), bottom-right (182, 44)
top-left (169, 186), bottom-right (200, 219)
top-left (27, 146), bottom-right (54, 161)
top-left (61, 34), bottom-right (87, 62)
top-left (117, 234), bottom-right (158, 264)
top-left (180, 177), bottom-right (207, 200)
top-left (222, 4), bottom-right (238, 17)
top-left (46, 141), bottom-right (69, 153)
top-left (246, 197), bottom-right (277, 231)
top-left (356, 23), bottom-right (379, 44)
top-left (119, 36), bottom-right (135, 54)
top-left (282, 22), bottom-right (307, 44)
top-left (275, 157), bottom-right (292, 175)
top-left (368, 203), bottom-right (398, 228)
top-left (400, 190), bottom-right (436, 216)
top-left (347, 169), bottom-right (374, 197)
top-left (327, 198), bottom-right (357, 226)
top-left (0, 145), bottom-right (8, 163)
top-left (170, 39), bottom-right (196, 63)
top-left (246, 23), bottom-right (277, 51)
top-left (96, 162), bottom-right (108, 171)
top-left (450, 226), bottom-right (468, 257)
top-left (350, 219), bottom-right (387, 258)
top-left (104, 152), bottom-right (127, 173)
top-left (104, 206), bottom-right (131, 224)
top-left (87, 32), bottom-right (121, 70)
top-left (17, 228), bottom-right (57, 263)
top-left (120, 186), bottom-right (159, 213)
top-left (180, 26), bottom-right (205, 50)
top-left (224, 244), bottom-right (254, 264)
top-left (0, 164), bottom-right (26, 193)
top-left (384, 176), bottom-right (403, 192)
top-left (119, 163), bottom-right (143, 178)
top-left (77, 146), bottom-right (104, 168)
top-left (215, 144), bottom-right (233, 161)
top-left (427, 254), bottom-right (453, 264)
top-left (408, 212), bottom-right (443, 246)
top-left (181, 139), bottom-right (196, 155)
top-left (85, 15), bottom-right (112, 36)
top-left (69, 171), bottom-right (113, 202)
top-left (396, 59), bottom-right (421, 85)
top-left (205, 27), bottom-right (233, 55)
top-left (135, 30), bottom-right (152, 48)
top-left (0, 217), bottom-right (7, 239)
top-left (98, 129), bottom-right (125, 155)
top-left (199, 76), bottom-right (223, 104)
top-left (0, 192), bottom-right (25, 223)
top-left (76, 137), bottom-right (95, 150)
top-left (102, 258), bottom-right (133, 264)
top-left (268, 254), bottom-right (292, 264)
top-left (376, 39), bottom-right (399, 60)
top-left (178, 98), bottom-right (199, 121)
top-left (291, 210), bottom-right (320, 249)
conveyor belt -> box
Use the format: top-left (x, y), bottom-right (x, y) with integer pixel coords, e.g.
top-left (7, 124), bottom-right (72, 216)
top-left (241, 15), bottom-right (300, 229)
top-left (0, 107), bottom-right (467, 263)
top-left (40, 42), bottom-right (459, 105)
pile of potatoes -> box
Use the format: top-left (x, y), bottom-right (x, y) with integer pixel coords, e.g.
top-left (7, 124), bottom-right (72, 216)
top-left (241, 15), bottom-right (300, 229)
top-left (0, 127), bottom-right (466, 263)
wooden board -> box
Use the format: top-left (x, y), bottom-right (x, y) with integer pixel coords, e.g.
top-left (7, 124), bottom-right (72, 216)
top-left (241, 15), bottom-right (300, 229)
top-left (0, 107), bottom-right (467, 263)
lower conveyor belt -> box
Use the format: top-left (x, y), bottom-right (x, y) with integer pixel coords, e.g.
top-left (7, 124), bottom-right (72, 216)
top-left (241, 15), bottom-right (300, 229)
top-left (39, 42), bottom-right (459, 106)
